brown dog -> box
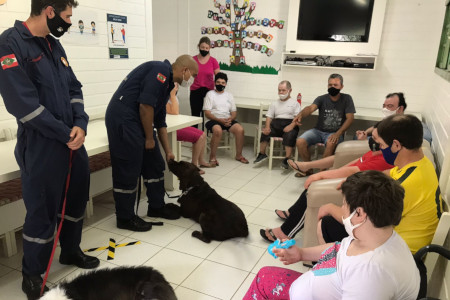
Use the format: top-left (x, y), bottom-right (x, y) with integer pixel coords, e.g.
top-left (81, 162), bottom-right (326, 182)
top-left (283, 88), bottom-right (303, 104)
top-left (168, 160), bottom-right (249, 243)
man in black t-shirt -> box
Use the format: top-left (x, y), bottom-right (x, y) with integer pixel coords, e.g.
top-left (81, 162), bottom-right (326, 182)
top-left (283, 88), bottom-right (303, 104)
top-left (293, 74), bottom-right (355, 165)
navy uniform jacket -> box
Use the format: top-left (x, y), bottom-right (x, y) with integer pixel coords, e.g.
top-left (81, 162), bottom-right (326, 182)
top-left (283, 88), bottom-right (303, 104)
top-left (0, 21), bottom-right (88, 144)
top-left (109, 60), bottom-right (174, 130)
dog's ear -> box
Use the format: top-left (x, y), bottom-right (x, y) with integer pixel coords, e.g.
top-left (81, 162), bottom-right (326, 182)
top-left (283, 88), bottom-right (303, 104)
top-left (136, 281), bottom-right (177, 300)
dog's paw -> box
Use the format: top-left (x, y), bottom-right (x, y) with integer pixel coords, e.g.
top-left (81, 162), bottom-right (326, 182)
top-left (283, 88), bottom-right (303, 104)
top-left (192, 231), bottom-right (211, 243)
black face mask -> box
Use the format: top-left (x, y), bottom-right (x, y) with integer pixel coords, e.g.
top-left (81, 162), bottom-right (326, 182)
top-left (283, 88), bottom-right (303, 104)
top-left (200, 50), bottom-right (209, 57)
top-left (368, 136), bottom-right (381, 151)
top-left (215, 84), bottom-right (225, 92)
top-left (328, 87), bottom-right (340, 97)
top-left (47, 11), bottom-right (71, 38)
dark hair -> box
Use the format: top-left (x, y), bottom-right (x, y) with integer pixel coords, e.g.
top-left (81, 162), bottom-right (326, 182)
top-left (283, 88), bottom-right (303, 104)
top-left (377, 114), bottom-right (423, 149)
top-left (215, 72), bottom-right (228, 83)
top-left (78, 20), bottom-right (83, 23)
top-left (198, 37), bottom-right (211, 48)
top-left (342, 171), bottom-right (404, 228)
top-left (91, 21), bottom-right (95, 25)
top-left (386, 92), bottom-right (407, 110)
top-left (31, 0), bottom-right (79, 16)
top-left (328, 73), bottom-right (343, 85)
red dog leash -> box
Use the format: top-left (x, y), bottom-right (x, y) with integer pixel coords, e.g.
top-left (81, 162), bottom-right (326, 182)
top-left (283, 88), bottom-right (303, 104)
top-left (40, 149), bottom-right (74, 296)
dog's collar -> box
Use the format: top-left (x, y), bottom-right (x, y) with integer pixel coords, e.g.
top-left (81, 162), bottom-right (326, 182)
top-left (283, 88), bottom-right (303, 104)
top-left (180, 186), bottom-right (196, 198)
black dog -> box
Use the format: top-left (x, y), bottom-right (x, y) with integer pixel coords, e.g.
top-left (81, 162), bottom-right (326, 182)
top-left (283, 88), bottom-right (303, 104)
top-left (40, 266), bottom-right (177, 300)
top-left (168, 160), bottom-right (249, 243)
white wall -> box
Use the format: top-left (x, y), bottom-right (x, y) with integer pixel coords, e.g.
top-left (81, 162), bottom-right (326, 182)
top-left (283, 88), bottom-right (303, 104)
top-left (0, 0), bottom-right (153, 138)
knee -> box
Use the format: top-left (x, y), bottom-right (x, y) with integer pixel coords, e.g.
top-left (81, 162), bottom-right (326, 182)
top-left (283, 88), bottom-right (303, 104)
top-left (212, 128), bottom-right (222, 137)
top-left (297, 138), bottom-right (307, 148)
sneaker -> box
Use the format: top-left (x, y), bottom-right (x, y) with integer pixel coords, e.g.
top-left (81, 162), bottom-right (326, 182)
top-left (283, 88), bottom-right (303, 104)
top-left (280, 158), bottom-right (289, 170)
top-left (253, 153), bottom-right (268, 164)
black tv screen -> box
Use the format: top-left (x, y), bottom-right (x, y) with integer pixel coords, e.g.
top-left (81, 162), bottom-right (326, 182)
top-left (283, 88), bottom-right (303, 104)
top-left (297, 0), bottom-right (375, 42)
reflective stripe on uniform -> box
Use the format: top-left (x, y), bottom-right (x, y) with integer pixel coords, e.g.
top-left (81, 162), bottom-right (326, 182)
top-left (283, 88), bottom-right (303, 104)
top-left (70, 98), bottom-right (84, 105)
top-left (114, 187), bottom-right (138, 194)
top-left (57, 214), bottom-right (84, 222)
top-left (22, 233), bottom-right (54, 244)
top-left (19, 105), bottom-right (44, 123)
top-left (143, 176), bottom-right (164, 183)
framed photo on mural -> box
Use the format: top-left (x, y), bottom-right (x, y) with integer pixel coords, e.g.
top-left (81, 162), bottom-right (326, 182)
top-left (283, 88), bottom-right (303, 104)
top-left (435, 0), bottom-right (450, 81)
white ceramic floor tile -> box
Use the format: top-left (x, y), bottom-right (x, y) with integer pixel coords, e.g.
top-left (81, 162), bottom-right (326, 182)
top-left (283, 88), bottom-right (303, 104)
top-left (166, 230), bottom-right (221, 259)
top-left (129, 223), bottom-right (186, 247)
top-left (234, 202), bottom-right (257, 217)
top-left (258, 194), bottom-right (297, 212)
top-left (175, 286), bottom-right (221, 300)
top-left (225, 168), bottom-right (260, 180)
top-left (207, 240), bottom-right (265, 272)
top-left (251, 169), bottom-right (292, 186)
top-left (201, 172), bottom-right (223, 185)
top-left (143, 248), bottom-right (203, 285)
top-left (93, 215), bottom-right (136, 237)
top-left (79, 227), bottom-right (128, 255)
top-left (230, 272), bottom-right (255, 300)
top-left (98, 238), bottom-right (161, 266)
top-left (84, 205), bottom-right (115, 227)
top-left (227, 190), bottom-right (267, 207)
top-left (213, 176), bottom-right (248, 190)
top-left (240, 180), bottom-right (278, 196)
top-left (181, 260), bottom-right (249, 300)
top-left (0, 270), bottom-right (28, 300)
top-left (246, 208), bottom-right (284, 228)
top-left (232, 223), bottom-right (273, 249)
top-left (155, 215), bottom-right (196, 229)
top-left (0, 264), bottom-right (13, 278)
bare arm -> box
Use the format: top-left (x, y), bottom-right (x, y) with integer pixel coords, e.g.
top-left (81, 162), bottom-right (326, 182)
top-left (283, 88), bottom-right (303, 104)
top-left (304, 166), bottom-right (360, 188)
top-left (336, 113), bottom-right (354, 136)
top-left (318, 203), bottom-right (344, 222)
top-left (204, 110), bottom-right (224, 124)
top-left (139, 104), bottom-right (155, 149)
top-left (156, 127), bottom-right (174, 161)
top-left (230, 110), bottom-right (237, 121)
top-left (293, 104), bottom-right (318, 125)
top-left (273, 243), bottom-right (334, 265)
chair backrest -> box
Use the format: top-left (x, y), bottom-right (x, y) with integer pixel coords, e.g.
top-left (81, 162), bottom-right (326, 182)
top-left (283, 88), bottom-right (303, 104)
top-left (258, 103), bottom-right (270, 130)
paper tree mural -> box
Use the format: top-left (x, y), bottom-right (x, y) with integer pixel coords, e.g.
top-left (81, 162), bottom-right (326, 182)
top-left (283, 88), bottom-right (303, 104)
top-left (202, 0), bottom-right (285, 74)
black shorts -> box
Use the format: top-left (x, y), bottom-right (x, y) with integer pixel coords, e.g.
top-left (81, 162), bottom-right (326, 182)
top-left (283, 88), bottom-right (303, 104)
top-left (205, 120), bottom-right (238, 132)
top-left (259, 118), bottom-right (299, 147)
top-left (321, 215), bottom-right (349, 243)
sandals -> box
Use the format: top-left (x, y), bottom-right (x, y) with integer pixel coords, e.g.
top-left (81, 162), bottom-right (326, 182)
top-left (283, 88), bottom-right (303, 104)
top-left (275, 209), bottom-right (289, 220)
top-left (199, 162), bottom-right (215, 168)
top-left (260, 228), bottom-right (277, 242)
top-left (209, 159), bottom-right (219, 167)
top-left (235, 156), bottom-right (249, 164)
top-left (295, 170), bottom-right (313, 178)
top-left (287, 158), bottom-right (307, 176)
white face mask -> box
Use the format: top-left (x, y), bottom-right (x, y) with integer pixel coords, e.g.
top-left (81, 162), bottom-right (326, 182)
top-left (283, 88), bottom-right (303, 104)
top-left (382, 107), bottom-right (398, 118)
top-left (180, 69), bottom-right (194, 88)
top-left (342, 210), bottom-right (366, 240)
top-left (279, 93), bottom-right (289, 100)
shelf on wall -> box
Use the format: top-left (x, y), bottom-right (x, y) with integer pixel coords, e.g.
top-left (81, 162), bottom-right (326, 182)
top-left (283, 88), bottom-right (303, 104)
top-left (281, 52), bottom-right (377, 71)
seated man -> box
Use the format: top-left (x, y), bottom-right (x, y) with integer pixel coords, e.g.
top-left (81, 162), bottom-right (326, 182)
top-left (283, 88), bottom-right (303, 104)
top-left (166, 83), bottom-right (214, 174)
top-left (319, 114), bottom-right (442, 254)
top-left (203, 72), bottom-right (248, 165)
top-left (294, 74), bottom-right (355, 168)
top-left (356, 92), bottom-right (432, 144)
top-left (260, 126), bottom-right (393, 242)
top-left (254, 80), bottom-right (301, 169)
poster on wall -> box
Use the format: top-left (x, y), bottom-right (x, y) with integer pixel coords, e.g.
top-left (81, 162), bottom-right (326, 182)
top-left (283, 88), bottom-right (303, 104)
top-left (197, 0), bottom-right (288, 75)
top-left (61, 7), bottom-right (100, 45)
top-left (107, 14), bottom-right (128, 59)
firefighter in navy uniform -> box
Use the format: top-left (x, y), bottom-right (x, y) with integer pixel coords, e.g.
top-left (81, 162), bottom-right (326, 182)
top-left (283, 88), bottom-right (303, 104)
top-left (0, 1), bottom-right (99, 299)
top-left (105, 55), bottom-right (198, 232)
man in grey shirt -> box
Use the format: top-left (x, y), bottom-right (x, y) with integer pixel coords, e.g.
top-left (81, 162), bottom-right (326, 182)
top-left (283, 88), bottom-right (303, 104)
top-left (293, 74), bottom-right (355, 170)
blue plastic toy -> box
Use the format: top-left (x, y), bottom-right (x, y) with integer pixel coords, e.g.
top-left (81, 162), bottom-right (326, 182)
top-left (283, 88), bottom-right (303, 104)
top-left (268, 239), bottom-right (296, 258)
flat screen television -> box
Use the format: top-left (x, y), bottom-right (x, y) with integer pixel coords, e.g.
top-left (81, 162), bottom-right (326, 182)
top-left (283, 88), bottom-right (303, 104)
top-left (285, 0), bottom-right (387, 56)
top-left (297, 0), bottom-right (375, 42)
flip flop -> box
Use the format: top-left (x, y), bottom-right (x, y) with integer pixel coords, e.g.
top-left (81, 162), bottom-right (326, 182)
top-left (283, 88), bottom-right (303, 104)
top-left (260, 228), bottom-right (277, 243)
top-left (287, 158), bottom-right (307, 176)
top-left (209, 159), bottom-right (219, 167)
top-left (199, 163), bottom-right (215, 168)
top-left (295, 170), bottom-right (313, 178)
top-left (275, 209), bottom-right (289, 220)
top-left (236, 156), bottom-right (249, 164)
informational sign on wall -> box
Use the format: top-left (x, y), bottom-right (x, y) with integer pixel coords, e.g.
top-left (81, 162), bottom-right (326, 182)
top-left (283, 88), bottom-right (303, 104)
top-left (107, 14), bottom-right (128, 59)
top-left (61, 7), bottom-right (100, 45)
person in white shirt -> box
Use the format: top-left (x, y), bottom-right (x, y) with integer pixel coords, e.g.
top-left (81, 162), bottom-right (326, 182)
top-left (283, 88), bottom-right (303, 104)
top-left (243, 170), bottom-right (420, 300)
top-left (254, 80), bottom-right (301, 169)
top-left (203, 72), bottom-right (248, 165)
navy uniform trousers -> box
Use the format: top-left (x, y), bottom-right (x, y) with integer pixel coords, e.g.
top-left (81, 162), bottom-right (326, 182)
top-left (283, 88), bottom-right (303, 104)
top-left (105, 99), bottom-right (165, 220)
top-left (18, 130), bottom-right (89, 276)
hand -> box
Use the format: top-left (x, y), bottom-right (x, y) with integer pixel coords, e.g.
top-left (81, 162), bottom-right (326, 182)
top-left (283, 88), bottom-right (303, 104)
top-left (317, 203), bottom-right (335, 220)
top-left (262, 127), bottom-right (271, 135)
top-left (327, 133), bottom-right (341, 145)
top-left (293, 114), bottom-right (302, 126)
top-left (225, 118), bottom-right (232, 127)
top-left (283, 123), bottom-right (295, 133)
top-left (170, 82), bottom-right (179, 97)
top-left (145, 138), bottom-right (155, 150)
top-left (67, 126), bottom-right (85, 150)
top-left (304, 173), bottom-right (320, 189)
top-left (356, 130), bottom-right (367, 140)
top-left (166, 152), bottom-right (175, 162)
top-left (273, 243), bottom-right (302, 265)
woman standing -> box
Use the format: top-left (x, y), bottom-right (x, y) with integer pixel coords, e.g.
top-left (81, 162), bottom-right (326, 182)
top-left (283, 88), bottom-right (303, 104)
top-left (190, 37), bottom-right (220, 128)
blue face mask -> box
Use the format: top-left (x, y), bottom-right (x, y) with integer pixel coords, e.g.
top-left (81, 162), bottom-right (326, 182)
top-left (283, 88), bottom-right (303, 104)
top-left (381, 144), bottom-right (399, 165)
